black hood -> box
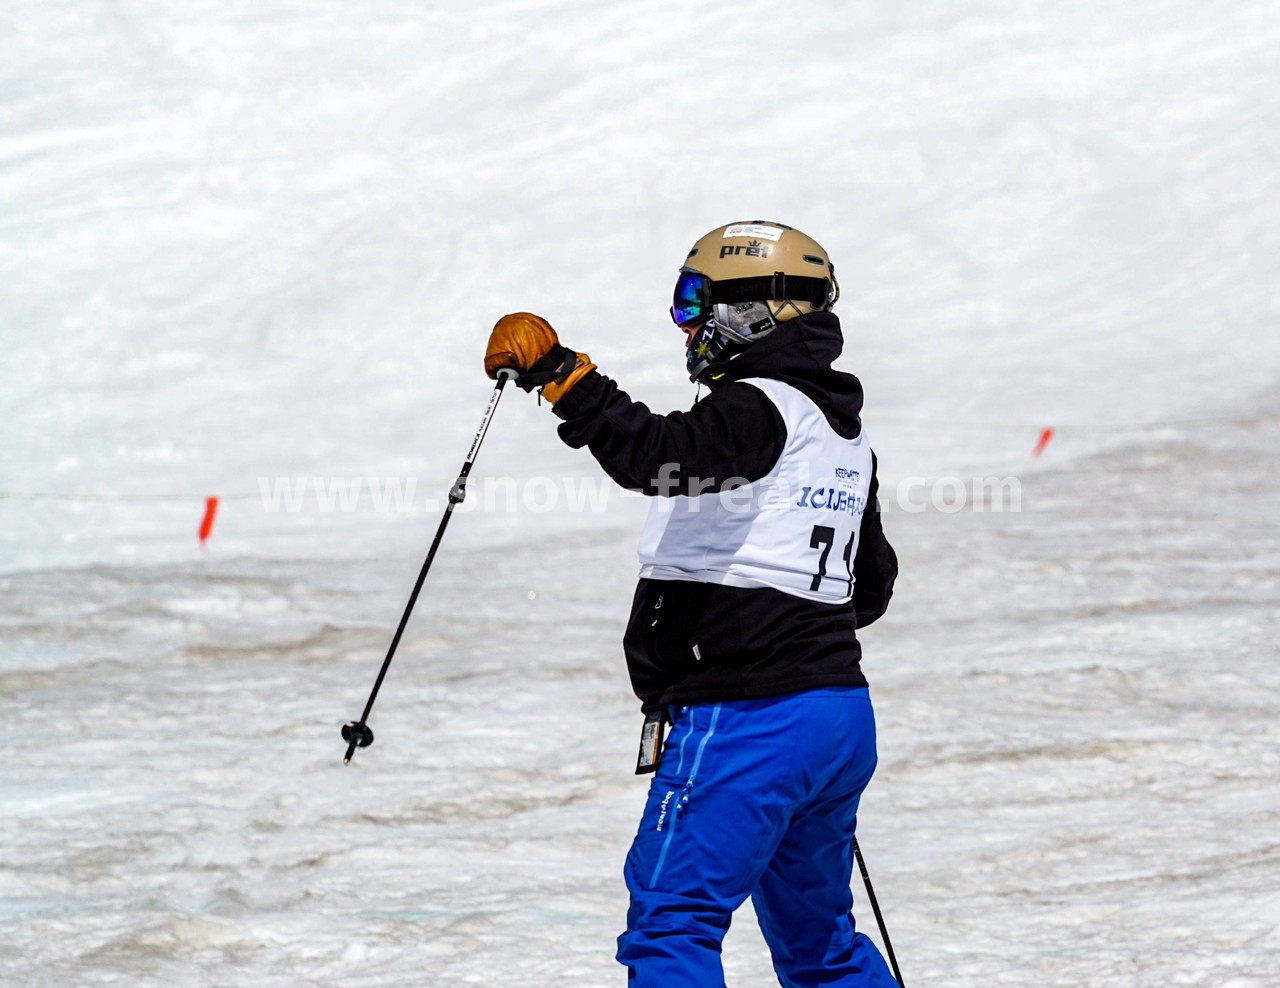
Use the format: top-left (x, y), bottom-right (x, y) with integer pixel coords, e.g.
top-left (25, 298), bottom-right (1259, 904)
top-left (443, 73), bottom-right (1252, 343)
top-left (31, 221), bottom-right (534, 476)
top-left (707, 311), bottom-right (864, 440)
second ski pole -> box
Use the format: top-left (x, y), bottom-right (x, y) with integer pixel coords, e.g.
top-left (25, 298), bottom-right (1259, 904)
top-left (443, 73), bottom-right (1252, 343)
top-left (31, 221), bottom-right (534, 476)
top-left (853, 835), bottom-right (906, 986)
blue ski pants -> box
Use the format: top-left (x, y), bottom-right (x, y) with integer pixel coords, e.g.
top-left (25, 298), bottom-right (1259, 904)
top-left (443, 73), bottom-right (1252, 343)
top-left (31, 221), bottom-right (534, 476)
top-left (616, 687), bottom-right (898, 987)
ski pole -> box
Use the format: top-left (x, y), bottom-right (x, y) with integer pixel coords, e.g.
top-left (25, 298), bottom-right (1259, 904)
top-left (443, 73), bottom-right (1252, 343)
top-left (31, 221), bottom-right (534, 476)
top-left (853, 835), bottom-right (906, 986)
top-left (341, 369), bottom-right (517, 765)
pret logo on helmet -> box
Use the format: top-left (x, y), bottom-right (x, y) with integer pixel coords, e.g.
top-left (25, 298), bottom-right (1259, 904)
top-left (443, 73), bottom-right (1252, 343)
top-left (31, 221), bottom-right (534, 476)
top-left (719, 240), bottom-right (773, 259)
top-left (671, 220), bottom-right (841, 385)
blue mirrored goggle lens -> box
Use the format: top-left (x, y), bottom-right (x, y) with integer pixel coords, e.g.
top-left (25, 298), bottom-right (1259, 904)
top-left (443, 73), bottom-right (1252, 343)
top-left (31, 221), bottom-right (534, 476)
top-left (671, 271), bottom-right (709, 325)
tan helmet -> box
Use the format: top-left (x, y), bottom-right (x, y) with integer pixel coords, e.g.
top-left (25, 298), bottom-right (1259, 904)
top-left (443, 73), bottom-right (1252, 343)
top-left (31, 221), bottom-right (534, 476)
top-left (673, 221), bottom-right (840, 383)
top-left (672, 220), bottom-right (840, 328)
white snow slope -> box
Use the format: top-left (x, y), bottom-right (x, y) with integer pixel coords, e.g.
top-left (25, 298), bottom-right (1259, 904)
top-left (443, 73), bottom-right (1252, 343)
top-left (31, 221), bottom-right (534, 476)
top-left (2, 1), bottom-right (1278, 985)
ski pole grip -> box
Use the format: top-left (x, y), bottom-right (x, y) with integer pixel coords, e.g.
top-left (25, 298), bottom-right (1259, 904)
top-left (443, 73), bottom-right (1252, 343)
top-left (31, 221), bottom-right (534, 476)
top-left (495, 367), bottom-right (518, 381)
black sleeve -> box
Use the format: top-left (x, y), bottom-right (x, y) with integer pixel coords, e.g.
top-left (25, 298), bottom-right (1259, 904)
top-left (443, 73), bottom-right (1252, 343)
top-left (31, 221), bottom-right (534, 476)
top-left (851, 454), bottom-right (897, 628)
top-left (548, 370), bottom-right (786, 495)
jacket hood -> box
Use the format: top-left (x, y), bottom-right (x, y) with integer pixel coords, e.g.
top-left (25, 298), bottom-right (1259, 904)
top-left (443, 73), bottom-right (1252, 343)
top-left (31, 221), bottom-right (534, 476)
top-left (708, 311), bottom-right (864, 439)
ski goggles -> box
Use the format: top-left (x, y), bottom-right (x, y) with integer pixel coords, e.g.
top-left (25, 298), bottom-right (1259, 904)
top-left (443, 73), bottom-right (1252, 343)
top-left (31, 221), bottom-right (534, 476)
top-left (671, 268), bottom-right (835, 326)
top-left (670, 269), bottom-right (710, 326)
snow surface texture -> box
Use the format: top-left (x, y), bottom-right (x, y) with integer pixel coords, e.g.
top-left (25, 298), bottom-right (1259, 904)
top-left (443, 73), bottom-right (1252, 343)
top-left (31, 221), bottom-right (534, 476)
top-left (2, 1), bottom-right (1278, 985)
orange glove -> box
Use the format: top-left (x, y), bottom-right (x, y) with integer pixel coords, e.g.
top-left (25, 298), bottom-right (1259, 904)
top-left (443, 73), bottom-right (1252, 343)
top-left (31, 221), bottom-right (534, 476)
top-left (484, 312), bottom-right (558, 378)
top-left (484, 312), bottom-right (596, 404)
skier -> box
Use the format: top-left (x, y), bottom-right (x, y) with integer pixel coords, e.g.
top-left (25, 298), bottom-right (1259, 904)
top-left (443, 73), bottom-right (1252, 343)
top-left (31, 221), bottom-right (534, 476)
top-left (483, 221), bottom-right (900, 987)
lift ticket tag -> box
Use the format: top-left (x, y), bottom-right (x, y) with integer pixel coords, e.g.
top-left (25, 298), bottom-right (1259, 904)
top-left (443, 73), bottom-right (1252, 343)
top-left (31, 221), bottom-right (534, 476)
top-left (635, 711), bottom-right (667, 775)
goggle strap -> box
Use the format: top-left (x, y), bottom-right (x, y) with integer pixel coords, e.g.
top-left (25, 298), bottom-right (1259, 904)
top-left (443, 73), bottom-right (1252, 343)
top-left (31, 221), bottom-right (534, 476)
top-left (709, 274), bottom-right (831, 307)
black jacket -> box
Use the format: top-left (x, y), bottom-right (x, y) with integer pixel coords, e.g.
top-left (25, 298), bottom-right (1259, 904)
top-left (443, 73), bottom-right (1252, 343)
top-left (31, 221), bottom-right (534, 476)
top-left (552, 311), bottom-right (897, 711)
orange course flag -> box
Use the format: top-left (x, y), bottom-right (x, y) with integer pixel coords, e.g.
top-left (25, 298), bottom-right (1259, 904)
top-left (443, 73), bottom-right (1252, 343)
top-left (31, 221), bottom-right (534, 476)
top-left (198, 497), bottom-right (219, 545)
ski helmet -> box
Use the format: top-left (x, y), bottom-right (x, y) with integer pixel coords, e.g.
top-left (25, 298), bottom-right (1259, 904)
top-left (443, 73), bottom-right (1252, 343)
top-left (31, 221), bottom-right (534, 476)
top-left (672, 221), bottom-right (839, 384)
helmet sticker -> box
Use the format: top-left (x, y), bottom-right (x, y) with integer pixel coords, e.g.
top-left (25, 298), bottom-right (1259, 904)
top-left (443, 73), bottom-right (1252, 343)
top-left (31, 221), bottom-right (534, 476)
top-left (722, 223), bottom-right (783, 242)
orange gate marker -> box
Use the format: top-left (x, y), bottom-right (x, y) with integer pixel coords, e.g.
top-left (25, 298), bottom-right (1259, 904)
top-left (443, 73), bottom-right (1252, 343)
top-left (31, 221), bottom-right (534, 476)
top-left (198, 497), bottom-right (219, 545)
